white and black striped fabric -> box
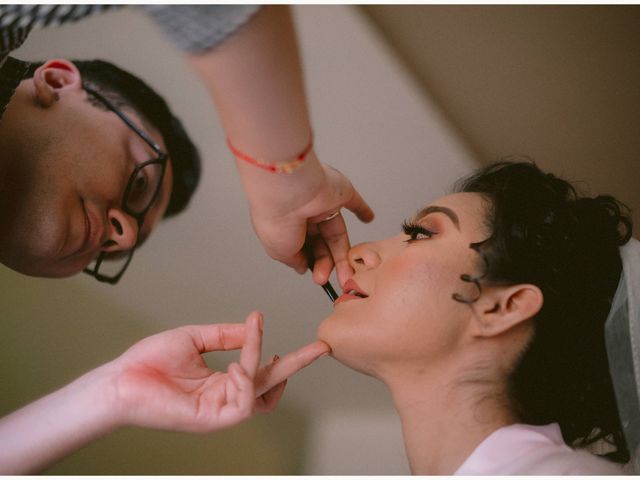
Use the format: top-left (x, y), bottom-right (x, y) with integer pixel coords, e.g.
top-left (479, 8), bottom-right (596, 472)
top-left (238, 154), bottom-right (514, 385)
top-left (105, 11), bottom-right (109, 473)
top-left (0, 4), bottom-right (260, 119)
top-left (0, 5), bottom-right (120, 31)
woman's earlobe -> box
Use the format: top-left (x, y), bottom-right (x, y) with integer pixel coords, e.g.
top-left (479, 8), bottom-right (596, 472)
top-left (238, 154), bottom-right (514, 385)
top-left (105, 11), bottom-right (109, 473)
top-left (32, 59), bottom-right (82, 108)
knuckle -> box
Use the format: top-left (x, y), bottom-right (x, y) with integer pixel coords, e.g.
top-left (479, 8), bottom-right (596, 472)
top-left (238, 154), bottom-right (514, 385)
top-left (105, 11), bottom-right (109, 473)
top-left (217, 326), bottom-right (226, 350)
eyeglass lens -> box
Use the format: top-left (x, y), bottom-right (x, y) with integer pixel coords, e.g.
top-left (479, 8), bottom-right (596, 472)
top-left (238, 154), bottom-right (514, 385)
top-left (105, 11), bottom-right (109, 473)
top-left (125, 161), bottom-right (165, 216)
top-left (82, 85), bottom-right (167, 284)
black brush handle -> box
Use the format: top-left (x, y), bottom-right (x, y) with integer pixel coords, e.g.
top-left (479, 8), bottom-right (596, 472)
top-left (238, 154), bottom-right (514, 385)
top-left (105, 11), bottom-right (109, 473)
top-left (304, 242), bottom-right (339, 303)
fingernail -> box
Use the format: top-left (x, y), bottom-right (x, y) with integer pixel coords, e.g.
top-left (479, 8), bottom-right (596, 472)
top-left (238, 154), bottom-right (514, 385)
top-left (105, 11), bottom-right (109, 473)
top-left (272, 354), bottom-right (280, 363)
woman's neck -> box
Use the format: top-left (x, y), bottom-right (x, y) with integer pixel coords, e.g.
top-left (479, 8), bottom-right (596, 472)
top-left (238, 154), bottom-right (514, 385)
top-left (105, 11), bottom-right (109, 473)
top-left (383, 361), bottom-right (517, 474)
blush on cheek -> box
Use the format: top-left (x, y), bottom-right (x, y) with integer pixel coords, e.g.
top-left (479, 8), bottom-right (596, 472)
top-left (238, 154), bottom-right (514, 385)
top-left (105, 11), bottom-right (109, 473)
top-left (415, 256), bottom-right (464, 293)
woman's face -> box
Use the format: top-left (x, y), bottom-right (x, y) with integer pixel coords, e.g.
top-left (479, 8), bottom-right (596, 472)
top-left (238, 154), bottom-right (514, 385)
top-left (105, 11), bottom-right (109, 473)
top-left (317, 192), bottom-right (491, 377)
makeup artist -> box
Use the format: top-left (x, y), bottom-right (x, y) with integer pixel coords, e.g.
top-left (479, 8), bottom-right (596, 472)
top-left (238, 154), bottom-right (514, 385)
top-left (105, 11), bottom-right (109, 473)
top-left (0, 4), bottom-right (371, 473)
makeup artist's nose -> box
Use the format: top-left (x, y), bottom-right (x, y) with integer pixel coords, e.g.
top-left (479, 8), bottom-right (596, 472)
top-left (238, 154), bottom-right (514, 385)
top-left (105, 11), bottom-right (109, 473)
top-left (348, 242), bottom-right (381, 271)
top-left (102, 207), bottom-right (139, 253)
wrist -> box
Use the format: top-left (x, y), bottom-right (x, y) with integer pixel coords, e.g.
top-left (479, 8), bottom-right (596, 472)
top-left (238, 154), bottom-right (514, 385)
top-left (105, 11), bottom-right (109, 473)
top-left (227, 132), bottom-right (313, 174)
top-left (239, 148), bottom-right (328, 217)
top-left (68, 361), bottom-right (127, 433)
top-left (0, 363), bottom-right (125, 473)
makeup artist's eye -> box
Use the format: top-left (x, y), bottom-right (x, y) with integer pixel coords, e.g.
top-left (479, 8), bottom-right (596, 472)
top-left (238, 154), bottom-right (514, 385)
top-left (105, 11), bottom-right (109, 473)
top-left (402, 220), bottom-right (436, 242)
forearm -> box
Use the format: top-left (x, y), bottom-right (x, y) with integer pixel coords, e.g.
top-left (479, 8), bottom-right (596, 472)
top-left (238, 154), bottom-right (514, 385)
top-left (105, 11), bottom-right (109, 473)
top-left (187, 5), bottom-right (325, 212)
top-left (0, 364), bottom-right (121, 474)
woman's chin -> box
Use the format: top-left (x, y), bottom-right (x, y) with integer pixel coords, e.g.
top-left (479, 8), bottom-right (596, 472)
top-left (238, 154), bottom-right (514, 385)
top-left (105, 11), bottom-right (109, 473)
top-left (316, 316), bottom-right (336, 353)
top-left (316, 317), bottom-right (378, 377)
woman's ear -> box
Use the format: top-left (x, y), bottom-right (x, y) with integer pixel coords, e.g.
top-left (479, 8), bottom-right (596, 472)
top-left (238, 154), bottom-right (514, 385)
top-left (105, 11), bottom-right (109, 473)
top-left (32, 59), bottom-right (82, 108)
top-left (470, 284), bottom-right (543, 338)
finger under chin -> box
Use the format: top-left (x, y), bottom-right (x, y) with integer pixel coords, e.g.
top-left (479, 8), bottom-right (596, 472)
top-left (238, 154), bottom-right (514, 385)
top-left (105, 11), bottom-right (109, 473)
top-left (255, 341), bottom-right (330, 396)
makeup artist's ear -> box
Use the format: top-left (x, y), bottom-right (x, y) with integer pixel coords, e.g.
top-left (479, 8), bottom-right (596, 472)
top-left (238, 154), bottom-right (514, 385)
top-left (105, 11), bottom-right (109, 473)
top-left (32, 59), bottom-right (82, 108)
top-left (470, 284), bottom-right (543, 338)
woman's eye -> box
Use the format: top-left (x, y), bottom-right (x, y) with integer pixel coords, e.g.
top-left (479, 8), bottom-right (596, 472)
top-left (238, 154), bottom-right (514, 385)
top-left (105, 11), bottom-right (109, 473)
top-left (402, 220), bottom-right (436, 242)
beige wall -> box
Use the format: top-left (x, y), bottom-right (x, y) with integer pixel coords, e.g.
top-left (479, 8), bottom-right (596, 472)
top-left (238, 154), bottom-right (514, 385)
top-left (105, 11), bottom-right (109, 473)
top-left (363, 5), bottom-right (640, 227)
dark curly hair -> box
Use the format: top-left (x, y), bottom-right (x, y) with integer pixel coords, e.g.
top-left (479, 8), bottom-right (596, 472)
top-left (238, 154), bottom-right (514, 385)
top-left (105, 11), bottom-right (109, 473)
top-left (25, 59), bottom-right (200, 218)
top-left (453, 159), bottom-right (633, 462)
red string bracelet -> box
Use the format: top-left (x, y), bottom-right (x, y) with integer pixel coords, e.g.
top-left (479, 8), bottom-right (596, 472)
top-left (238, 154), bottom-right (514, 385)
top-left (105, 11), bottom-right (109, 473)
top-left (226, 134), bottom-right (313, 174)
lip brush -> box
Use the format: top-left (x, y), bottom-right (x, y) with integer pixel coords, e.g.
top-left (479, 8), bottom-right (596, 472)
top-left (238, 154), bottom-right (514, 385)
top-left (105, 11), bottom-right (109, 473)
top-left (320, 277), bottom-right (339, 303)
top-left (304, 244), bottom-right (339, 303)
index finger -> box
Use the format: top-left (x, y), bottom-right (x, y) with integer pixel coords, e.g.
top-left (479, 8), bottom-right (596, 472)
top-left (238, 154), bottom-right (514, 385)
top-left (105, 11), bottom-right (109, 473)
top-left (255, 341), bottom-right (330, 397)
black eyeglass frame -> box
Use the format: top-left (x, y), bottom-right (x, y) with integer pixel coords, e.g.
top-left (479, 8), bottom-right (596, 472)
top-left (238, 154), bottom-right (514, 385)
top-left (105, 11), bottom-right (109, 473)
top-left (82, 84), bottom-right (168, 285)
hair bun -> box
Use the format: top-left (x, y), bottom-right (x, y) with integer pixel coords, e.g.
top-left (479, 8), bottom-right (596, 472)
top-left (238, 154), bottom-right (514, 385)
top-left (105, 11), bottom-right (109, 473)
top-left (456, 160), bottom-right (633, 462)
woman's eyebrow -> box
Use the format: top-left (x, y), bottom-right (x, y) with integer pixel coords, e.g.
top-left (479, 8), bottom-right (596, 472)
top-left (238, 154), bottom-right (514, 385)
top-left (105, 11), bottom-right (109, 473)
top-left (413, 205), bottom-right (460, 230)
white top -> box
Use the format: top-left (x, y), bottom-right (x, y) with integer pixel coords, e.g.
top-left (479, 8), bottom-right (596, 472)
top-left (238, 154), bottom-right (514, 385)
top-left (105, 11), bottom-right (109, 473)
top-left (454, 423), bottom-right (623, 475)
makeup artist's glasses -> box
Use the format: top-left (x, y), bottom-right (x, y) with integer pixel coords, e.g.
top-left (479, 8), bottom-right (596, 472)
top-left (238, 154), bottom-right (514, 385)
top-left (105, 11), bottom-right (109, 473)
top-left (82, 84), bottom-right (168, 285)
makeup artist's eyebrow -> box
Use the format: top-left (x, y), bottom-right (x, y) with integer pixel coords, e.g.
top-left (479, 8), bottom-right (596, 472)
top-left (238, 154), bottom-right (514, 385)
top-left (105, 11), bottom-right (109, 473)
top-left (413, 205), bottom-right (460, 230)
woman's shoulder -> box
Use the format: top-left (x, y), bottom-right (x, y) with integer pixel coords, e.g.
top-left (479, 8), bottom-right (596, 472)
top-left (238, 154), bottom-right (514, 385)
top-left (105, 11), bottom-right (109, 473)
top-left (455, 423), bottom-right (623, 475)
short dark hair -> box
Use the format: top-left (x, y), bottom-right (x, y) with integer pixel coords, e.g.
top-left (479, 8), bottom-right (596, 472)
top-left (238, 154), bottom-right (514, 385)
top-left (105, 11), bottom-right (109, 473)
top-left (454, 159), bottom-right (633, 462)
top-left (26, 59), bottom-right (201, 218)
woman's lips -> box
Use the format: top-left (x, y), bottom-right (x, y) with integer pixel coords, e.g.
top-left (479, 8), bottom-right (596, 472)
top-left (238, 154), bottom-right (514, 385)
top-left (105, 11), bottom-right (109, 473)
top-left (333, 279), bottom-right (369, 306)
top-left (333, 293), bottom-right (366, 306)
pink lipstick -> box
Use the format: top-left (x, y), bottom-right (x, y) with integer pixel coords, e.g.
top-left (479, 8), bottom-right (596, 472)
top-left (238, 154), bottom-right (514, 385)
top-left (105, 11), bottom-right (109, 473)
top-left (334, 279), bottom-right (369, 306)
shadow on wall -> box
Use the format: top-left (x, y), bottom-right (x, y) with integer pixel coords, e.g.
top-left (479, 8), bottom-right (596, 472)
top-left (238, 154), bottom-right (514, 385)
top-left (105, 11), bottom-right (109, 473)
top-left (0, 267), bottom-right (309, 475)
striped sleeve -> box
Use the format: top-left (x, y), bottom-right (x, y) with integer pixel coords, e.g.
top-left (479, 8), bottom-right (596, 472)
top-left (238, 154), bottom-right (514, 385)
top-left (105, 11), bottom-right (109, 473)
top-left (0, 5), bottom-right (122, 31)
top-left (143, 5), bottom-right (261, 54)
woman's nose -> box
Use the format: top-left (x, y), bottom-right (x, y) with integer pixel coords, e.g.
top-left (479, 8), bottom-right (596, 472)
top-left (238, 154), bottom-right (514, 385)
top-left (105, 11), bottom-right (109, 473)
top-left (102, 208), bottom-right (139, 253)
top-left (348, 242), bottom-right (382, 271)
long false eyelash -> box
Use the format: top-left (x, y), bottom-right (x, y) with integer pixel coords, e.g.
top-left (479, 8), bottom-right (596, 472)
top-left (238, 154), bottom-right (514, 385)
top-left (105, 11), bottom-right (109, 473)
top-left (452, 236), bottom-right (493, 304)
top-left (402, 220), bottom-right (435, 242)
